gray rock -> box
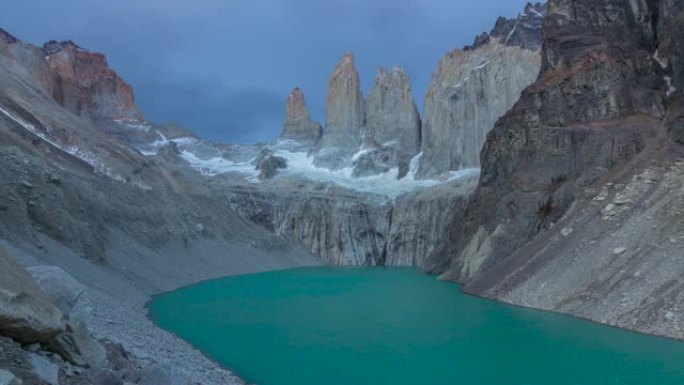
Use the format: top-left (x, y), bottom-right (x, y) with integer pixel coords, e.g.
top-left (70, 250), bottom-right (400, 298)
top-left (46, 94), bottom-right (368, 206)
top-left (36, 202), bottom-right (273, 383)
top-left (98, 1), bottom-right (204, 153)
top-left (352, 147), bottom-right (393, 178)
top-left (666, 311), bottom-right (676, 321)
top-left (256, 154), bottom-right (287, 180)
top-left (28, 353), bottom-right (59, 385)
top-left (49, 315), bottom-right (107, 368)
top-left (88, 368), bottom-right (123, 385)
top-left (0, 246), bottom-right (65, 343)
top-left (416, 4), bottom-right (545, 178)
top-left (27, 265), bottom-right (86, 314)
top-left (0, 369), bottom-right (22, 385)
top-left (364, 67), bottom-right (421, 177)
top-left (140, 364), bottom-right (189, 385)
top-left (25, 343), bottom-right (41, 352)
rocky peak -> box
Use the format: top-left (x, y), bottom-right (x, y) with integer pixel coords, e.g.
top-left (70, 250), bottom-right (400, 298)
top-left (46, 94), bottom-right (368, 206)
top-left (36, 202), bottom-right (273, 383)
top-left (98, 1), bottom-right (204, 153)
top-left (280, 87), bottom-right (322, 146)
top-left (363, 66), bottom-right (421, 178)
top-left (318, 51), bottom-right (366, 162)
top-left (464, 2), bottom-right (546, 52)
top-left (285, 87), bottom-right (311, 123)
top-left (0, 28), bottom-right (18, 44)
top-left (44, 40), bottom-right (144, 123)
top-left (42, 40), bottom-right (83, 56)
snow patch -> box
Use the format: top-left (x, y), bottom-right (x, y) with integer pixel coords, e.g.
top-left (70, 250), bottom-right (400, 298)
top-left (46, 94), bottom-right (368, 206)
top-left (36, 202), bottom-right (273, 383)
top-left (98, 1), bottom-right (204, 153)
top-left (504, 19), bottom-right (520, 45)
top-left (176, 146), bottom-right (479, 198)
top-left (474, 61), bottom-right (490, 70)
top-left (653, 50), bottom-right (669, 70)
top-left (527, 7), bottom-right (543, 17)
top-left (0, 105), bottom-right (132, 183)
top-left (665, 76), bottom-right (677, 98)
top-left (179, 151), bottom-right (259, 180)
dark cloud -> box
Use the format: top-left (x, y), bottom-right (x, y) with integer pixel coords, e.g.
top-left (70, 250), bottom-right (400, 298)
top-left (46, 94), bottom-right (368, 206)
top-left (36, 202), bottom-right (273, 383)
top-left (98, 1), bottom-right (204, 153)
top-left (1, 0), bottom-right (532, 143)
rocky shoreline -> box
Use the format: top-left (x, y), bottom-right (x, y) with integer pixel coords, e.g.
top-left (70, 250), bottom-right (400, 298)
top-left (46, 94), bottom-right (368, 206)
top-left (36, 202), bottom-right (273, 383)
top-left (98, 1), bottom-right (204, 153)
top-left (1, 236), bottom-right (318, 385)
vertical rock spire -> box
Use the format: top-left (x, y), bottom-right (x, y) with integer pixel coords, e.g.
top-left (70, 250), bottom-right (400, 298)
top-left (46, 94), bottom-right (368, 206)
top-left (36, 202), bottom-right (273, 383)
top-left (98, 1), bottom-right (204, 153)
top-left (362, 66), bottom-right (421, 177)
top-left (279, 87), bottom-right (322, 147)
top-left (319, 52), bottom-right (366, 156)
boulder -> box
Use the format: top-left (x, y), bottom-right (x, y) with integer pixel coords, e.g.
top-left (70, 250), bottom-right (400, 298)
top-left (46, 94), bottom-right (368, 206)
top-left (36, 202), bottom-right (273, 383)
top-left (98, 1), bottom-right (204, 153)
top-left (88, 368), bottom-right (124, 385)
top-left (49, 315), bottom-right (107, 368)
top-left (0, 369), bottom-right (22, 385)
top-left (256, 154), bottom-right (287, 180)
top-left (0, 246), bottom-right (65, 343)
top-left (27, 265), bottom-right (86, 314)
top-left (28, 353), bottom-right (59, 385)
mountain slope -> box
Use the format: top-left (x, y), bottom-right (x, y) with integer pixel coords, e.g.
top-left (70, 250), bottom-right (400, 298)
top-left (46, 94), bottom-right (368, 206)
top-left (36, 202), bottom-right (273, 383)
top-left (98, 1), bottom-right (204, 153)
top-left (426, 0), bottom-right (684, 340)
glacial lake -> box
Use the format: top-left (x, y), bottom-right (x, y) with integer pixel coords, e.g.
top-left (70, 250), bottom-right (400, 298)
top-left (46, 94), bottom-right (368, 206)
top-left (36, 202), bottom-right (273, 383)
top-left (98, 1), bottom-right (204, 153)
top-left (148, 267), bottom-right (684, 385)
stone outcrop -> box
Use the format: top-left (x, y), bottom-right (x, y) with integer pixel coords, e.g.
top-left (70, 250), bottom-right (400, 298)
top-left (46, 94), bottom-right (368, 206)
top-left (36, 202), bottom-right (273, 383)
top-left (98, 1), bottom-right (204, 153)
top-left (316, 52), bottom-right (366, 168)
top-left (279, 87), bottom-right (322, 147)
top-left (0, 246), bottom-right (65, 344)
top-left (363, 67), bottom-right (421, 178)
top-left (416, 3), bottom-right (546, 178)
top-left (43, 41), bottom-right (144, 123)
top-left (256, 154), bottom-right (287, 180)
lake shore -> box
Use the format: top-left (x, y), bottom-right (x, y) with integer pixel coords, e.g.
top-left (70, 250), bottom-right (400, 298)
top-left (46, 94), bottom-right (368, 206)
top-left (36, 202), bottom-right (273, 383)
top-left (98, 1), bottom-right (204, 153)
top-left (4, 234), bottom-right (319, 385)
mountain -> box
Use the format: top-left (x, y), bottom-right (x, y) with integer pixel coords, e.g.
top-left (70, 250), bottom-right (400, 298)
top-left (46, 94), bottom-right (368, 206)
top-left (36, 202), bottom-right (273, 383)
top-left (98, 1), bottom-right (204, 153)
top-left (3, 1), bottom-right (684, 384)
top-left (426, 0), bottom-right (684, 341)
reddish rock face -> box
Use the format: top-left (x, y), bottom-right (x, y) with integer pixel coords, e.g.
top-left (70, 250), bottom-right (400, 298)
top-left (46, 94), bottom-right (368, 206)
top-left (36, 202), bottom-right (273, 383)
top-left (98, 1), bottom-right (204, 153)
top-left (280, 87), bottom-right (322, 146)
top-left (44, 41), bottom-right (144, 123)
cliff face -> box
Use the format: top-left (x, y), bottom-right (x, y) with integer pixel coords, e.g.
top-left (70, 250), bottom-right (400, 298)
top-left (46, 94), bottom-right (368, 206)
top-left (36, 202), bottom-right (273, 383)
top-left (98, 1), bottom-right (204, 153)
top-left (312, 54), bottom-right (422, 177)
top-left (362, 67), bottom-right (421, 178)
top-left (417, 3), bottom-right (545, 178)
top-left (217, 174), bottom-right (477, 267)
top-left (659, 0), bottom-right (684, 142)
top-left (316, 52), bottom-right (366, 167)
top-left (279, 87), bottom-right (322, 147)
top-left (44, 41), bottom-right (144, 123)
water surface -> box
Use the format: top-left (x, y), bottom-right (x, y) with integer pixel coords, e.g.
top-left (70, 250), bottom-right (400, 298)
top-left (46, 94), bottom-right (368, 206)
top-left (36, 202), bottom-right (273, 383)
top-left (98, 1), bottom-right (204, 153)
top-left (149, 267), bottom-right (684, 385)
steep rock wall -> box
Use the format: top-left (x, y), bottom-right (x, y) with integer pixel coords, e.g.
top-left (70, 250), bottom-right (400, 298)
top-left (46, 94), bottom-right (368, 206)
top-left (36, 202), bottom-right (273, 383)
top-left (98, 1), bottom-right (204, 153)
top-left (417, 3), bottom-right (546, 178)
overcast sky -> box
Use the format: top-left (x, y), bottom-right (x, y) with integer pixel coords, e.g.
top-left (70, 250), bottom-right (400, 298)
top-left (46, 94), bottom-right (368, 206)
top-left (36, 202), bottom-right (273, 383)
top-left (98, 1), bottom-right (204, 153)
top-left (3, 0), bottom-right (532, 144)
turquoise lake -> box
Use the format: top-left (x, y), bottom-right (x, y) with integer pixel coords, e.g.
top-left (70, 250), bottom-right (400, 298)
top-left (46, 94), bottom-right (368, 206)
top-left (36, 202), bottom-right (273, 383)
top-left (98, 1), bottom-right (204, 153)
top-left (148, 267), bottom-right (684, 385)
